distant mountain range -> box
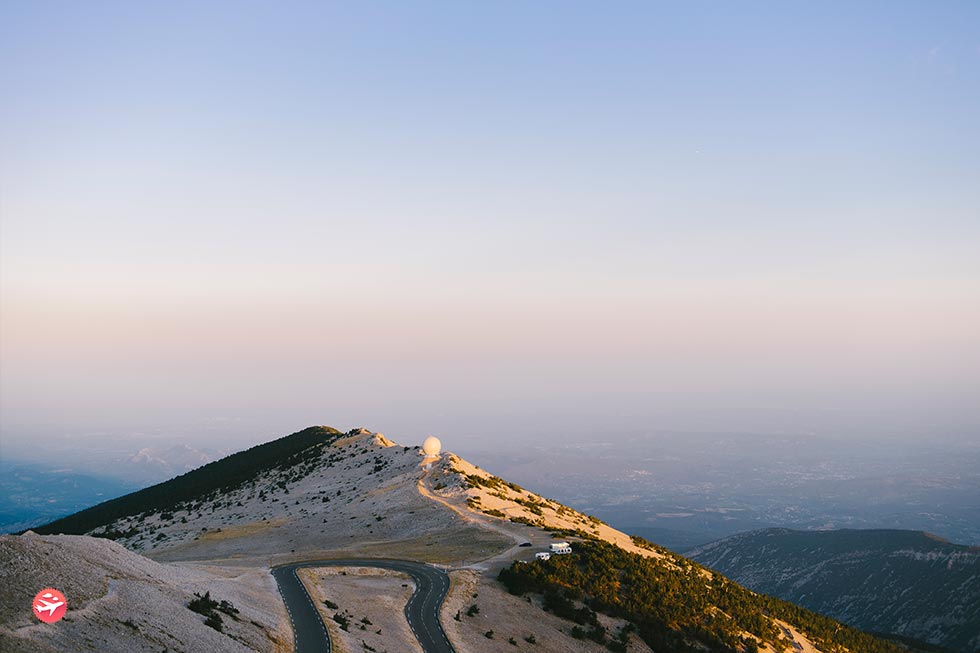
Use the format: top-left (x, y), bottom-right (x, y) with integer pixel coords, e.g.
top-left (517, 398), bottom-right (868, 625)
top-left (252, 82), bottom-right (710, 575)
top-left (0, 443), bottom-right (223, 535)
top-left (0, 461), bottom-right (136, 534)
top-left (687, 528), bottom-right (980, 652)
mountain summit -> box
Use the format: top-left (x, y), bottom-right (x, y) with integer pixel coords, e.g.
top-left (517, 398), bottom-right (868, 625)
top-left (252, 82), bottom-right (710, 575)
top-left (34, 426), bottom-right (513, 564)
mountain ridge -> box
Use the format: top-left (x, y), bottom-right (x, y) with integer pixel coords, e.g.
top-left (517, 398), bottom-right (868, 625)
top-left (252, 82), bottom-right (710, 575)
top-left (31, 425), bottom-right (345, 538)
top-left (687, 527), bottom-right (980, 652)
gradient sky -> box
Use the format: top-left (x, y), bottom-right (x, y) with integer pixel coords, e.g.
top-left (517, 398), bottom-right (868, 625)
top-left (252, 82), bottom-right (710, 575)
top-left (1, 2), bottom-right (978, 453)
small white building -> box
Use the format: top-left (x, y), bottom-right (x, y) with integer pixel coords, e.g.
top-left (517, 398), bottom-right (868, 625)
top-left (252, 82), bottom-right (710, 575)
top-left (535, 552), bottom-right (551, 561)
top-left (549, 542), bottom-right (572, 554)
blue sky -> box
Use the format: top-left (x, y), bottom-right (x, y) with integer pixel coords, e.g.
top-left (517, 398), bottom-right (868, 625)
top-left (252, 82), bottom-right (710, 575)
top-left (1, 2), bottom-right (978, 449)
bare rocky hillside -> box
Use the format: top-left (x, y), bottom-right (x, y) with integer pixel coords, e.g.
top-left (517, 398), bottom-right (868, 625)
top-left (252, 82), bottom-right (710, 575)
top-left (0, 532), bottom-right (289, 653)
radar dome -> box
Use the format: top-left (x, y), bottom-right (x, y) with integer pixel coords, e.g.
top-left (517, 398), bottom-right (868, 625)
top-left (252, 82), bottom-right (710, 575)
top-left (422, 436), bottom-right (442, 457)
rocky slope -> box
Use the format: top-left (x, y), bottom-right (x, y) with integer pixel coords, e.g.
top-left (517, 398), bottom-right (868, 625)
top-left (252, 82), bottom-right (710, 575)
top-left (687, 528), bottom-right (980, 652)
top-left (0, 532), bottom-right (289, 653)
top-left (36, 427), bottom-right (511, 565)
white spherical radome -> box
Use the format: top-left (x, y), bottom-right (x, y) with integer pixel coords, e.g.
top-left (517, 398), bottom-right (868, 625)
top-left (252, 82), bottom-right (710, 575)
top-left (421, 436), bottom-right (442, 457)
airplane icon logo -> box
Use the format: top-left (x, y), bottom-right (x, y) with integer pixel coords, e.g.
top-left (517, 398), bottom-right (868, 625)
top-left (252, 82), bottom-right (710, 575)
top-left (32, 588), bottom-right (67, 623)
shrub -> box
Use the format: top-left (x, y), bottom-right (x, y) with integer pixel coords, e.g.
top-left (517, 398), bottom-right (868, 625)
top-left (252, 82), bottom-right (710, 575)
top-left (188, 592), bottom-right (218, 616)
top-left (204, 612), bottom-right (223, 632)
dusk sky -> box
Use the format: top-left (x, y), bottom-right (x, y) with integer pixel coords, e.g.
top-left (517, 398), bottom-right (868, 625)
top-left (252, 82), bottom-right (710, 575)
top-left (2, 2), bottom-right (978, 452)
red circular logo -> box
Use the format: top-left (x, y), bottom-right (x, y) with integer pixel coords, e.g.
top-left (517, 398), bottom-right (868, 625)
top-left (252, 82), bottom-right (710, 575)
top-left (33, 588), bottom-right (67, 623)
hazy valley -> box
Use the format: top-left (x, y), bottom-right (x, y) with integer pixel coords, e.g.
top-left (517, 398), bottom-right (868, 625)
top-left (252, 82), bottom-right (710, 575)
top-left (466, 435), bottom-right (980, 552)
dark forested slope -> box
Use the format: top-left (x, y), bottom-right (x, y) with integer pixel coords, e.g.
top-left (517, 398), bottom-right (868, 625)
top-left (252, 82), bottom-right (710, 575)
top-left (687, 528), bottom-right (980, 652)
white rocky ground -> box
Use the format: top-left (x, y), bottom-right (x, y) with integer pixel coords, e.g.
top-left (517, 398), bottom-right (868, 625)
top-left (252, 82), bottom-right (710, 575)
top-left (0, 532), bottom-right (290, 653)
top-left (298, 567), bottom-right (421, 653)
top-left (441, 569), bottom-right (655, 653)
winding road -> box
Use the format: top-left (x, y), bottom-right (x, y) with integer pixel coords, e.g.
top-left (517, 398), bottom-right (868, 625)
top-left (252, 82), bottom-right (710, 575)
top-left (271, 559), bottom-right (455, 653)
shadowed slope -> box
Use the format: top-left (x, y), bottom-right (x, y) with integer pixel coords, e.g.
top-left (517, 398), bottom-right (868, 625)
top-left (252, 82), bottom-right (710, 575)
top-left (688, 528), bottom-right (980, 652)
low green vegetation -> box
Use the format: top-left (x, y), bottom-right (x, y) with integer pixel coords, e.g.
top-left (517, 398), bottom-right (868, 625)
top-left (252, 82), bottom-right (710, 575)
top-left (333, 611), bottom-right (352, 631)
top-left (510, 515), bottom-right (544, 527)
top-left (187, 591), bottom-right (239, 633)
top-left (464, 474), bottom-right (523, 493)
top-left (498, 540), bottom-right (907, 653)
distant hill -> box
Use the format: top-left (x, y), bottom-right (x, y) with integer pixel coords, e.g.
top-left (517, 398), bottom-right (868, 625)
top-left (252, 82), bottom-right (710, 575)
top-left (0, 461), bottom-right (136, 534)
top-left (687, 528), bottom-right (980, 652)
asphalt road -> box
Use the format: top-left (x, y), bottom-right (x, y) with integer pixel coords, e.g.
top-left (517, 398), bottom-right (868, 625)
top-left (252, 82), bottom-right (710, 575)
top-left (272, 559), bottom-right (455, 653)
